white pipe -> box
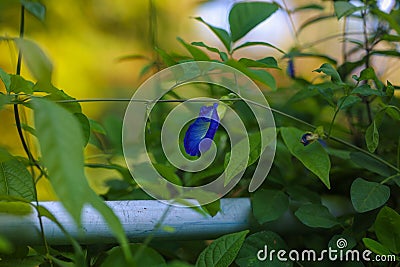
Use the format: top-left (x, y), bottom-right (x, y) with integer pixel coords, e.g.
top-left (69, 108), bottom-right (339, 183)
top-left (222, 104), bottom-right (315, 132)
top-left (0, 198), bottom-right (252, 245)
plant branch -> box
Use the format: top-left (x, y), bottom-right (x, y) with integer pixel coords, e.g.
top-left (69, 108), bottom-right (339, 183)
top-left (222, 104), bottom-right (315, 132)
top-left (13, 5), bottom-right (52, 265)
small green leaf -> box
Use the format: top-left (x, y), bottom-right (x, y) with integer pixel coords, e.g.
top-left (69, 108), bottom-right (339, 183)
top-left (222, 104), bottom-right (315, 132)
top-left (9, 75), bottom-right (34, 94)
top-left (375, 206), bottom-right (400, 254)
top-left (246, 69), bottom-right (276, 90)
top-left (363, 238), bottom-right (393, 256)
top-left (238, 57), bottom-right (279, 69)
top-left (101, 244), bottom-right (165, 267)
top-left (177, 37), bottom-right (210, 61)
top-left (286, 185), bottom-right (321, 204)
top-left (201, 199), bottom-right (221, 217)
top-left (252, 189), bottom-right (289, 223)
top-left (155, 47), bottom-right (177, 67)
top-left (292, 4), bottom-right (324, 12)
top-left (0, 158), bottom-right (35, 201)
top-left (196, 230), bottom-right (249, 267)
top-left (14, 38), bottom-right (52, 84)
top-left (33, 98), bottom-right (87, 223)
top-left (313, 63), bottom-right (342, 84)
top-left (194, 17), bottom-right (231, 51)
top-left (281, 127), bottom-right (331, 189)
top-left (74, 113), bottom-right (90, 147)
top-left (191, 41), bottom-right (228, 61)
top-left (352, 84), bottom-right (384, 97)
top-left (229, 2), bottom-right (279, 42)
top-left (350, 178), bottom-right (390, 213)
top-left (334, 1), bottom-right (366, 20)
top-left (0, 235), bottom-right (12, 254)
top-left (295, 204), bottom-right (338, 228)
top-left (371, 8), bottom-right (400, 35)
top-left (365, 121), bottom-right (379, 153)
top-left (337, 95), bottom-right (361, 110)
top-left (0, 201), bottom-right (32, 215)
top-left (0, 94), bottom-right (12, 111)
top-left (20, 0), bottom-right (46, 22)
top-left (236, 231), bottom-right (292, 267)
top-left (232, 41), bottom-right (285, 54)
top-left (350, 152), bottom-right (393, 177)
top-left (385, 105), bottom-right (400, 120)
top-left (0, 256), bottom-right (45, 267)
top-left (224, 128), bottom-right (275, 185)
top-left (0, 68), bottom-right (11, 92)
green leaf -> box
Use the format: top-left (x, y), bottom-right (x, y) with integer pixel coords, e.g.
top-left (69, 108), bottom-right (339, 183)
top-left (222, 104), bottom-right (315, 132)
top-left (20, 0), bottom-right (46, 22)
top-left (337, 95), bottom-right (361, 110)
top-left (351, 84), bottom-right (384, 97)
top-left (33, 98), bottom-right (88, 223)
top-left (101, 244), bottom-right (165, 267)
top-left (385, 105), bottom-right (400, 120)
top-left (42, 88), bottom-right (82, 114)
top-left (334, 1), bottom-right (366, 20)
top-left (201, 199), bottom-right (221, 217)
top-left (286, 51), bottom-right (337, 65)
top-left (196, 230), bottom-right (249, 267)
top-left (236, 231), bottom-right (291, 267)
top-left (281, 127), bottom-right (331, 189)
top-left (295, 204), bottom-right (338, 228)
top-left (350, 178), bottom-right (390, 213)
top-left (0, 235), bottom-right (12, 254)
top-left (155, 47), bottom-right (177, 67)
top-left (14, 39), bottom-right (52, 84)
top-left (224, 128), bottom-right (275, 185)
top-left (238, 57), bottom-right (279, 69)
top-left (365, 121), bottom-right (379, 153)
top-left (229, 2), bottom-right (278, 42)
top-left (0, 94), bottom-right (11, 111)
top-left (374, 206), bottom-right (400, 254)
top-left (177, 37), bottom-right (210, 61)
top-left (252, 189), bottom-right (289, 223)
top-left (191, 41), bottom-right (228, 61)
top-left (353, 67), bottom-right (384, 90)
top-left (298, 15), bottom-right (335, 33)
top-left (313, 63), bottom-right (342, 84)
top-left (0, 256), bottom-right (45, 267)
top-left (363, 238), bottom-right (393, 256)
top-left (350, 152), bottom-right (393, 177)
top-left (232, 41), bottom-right (285, 54)
top-left (0, 68), bottom-right (11, 92)
top-left (246, 69), bottom-right (276, 90)
top-left (286, 185), bottom-right (321, 204)
top-left (371, 8), bottom-right (400, 35)
top-left (194, 17), bottom-right (231, 51)
top-left (292, 4), bottom-right (324, 13)
top-left (0, 158), bottom-right (35, 201)
top-left (9, 75), bottom-right (34, 94)
top-left (0, 201), bottom-right (32, 215)
top-left (33, 98), bottom-right (132, 260)
top-left (74, 113), bottom-right (90, 147)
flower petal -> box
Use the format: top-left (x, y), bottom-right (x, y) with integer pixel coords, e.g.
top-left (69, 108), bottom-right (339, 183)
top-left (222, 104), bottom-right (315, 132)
top-left (184, 103), bottom-right (219, 156)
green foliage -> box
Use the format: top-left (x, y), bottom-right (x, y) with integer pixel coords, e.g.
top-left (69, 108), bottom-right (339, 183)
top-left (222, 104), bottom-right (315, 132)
top-left (196, 230), bottom-right (248, 267)
top-left (1, 0), bottom-right (400, 265)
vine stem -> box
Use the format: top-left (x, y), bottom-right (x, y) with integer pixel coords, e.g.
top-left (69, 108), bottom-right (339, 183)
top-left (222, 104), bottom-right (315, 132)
top-left (16, 96), bottom-right (397, 174)
top-left (13, 5), bottom-right (52, 265)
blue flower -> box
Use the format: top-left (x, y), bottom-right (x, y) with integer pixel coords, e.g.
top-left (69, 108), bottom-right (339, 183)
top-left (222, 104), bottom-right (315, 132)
top-left (184, 103), bottom-right (220, 156)
top-left (301, 132), bottom-right (327, 147)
